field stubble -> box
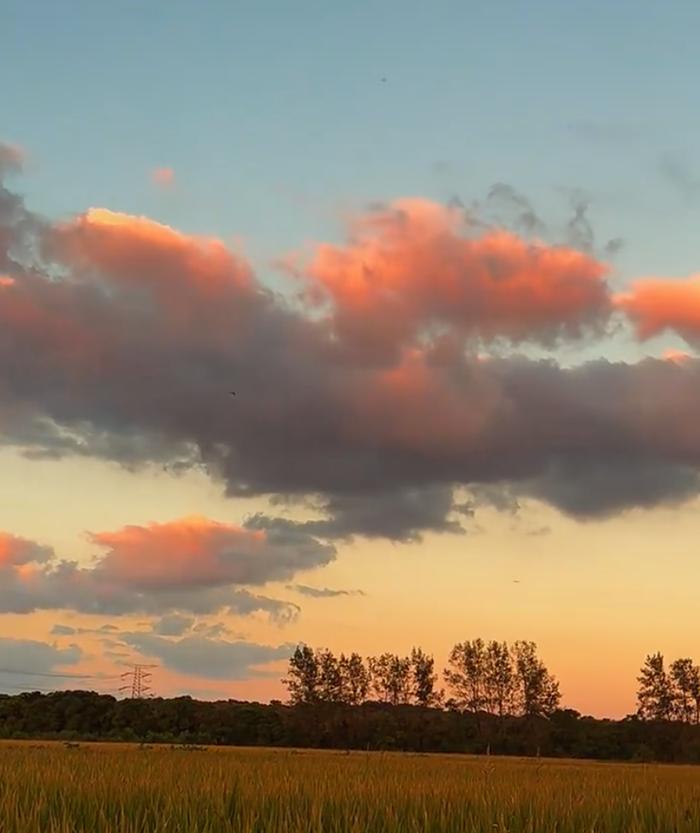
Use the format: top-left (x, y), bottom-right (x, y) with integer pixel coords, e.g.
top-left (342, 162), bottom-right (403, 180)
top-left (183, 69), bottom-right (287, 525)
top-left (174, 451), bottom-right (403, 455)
top-left (1, 743), bottom-right (699, 832)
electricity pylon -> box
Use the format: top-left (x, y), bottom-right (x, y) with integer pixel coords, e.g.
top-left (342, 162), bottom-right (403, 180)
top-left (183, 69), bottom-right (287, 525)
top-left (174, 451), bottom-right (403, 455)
top-left (119, 664), bottom-right (157, 699)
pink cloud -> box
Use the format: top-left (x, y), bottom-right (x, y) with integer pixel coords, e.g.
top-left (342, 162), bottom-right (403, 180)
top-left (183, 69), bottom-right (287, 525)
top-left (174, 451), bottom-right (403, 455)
top-left (89, 515), bottom-right (332, 590)
top-left (662, 348), bottom-right (693, 365)
top-left (151, 167), bottom-right (175, 189)
top-left (292, 198), bottom-right (610, 360)
top-left (617, 276), bottom-right (700, 342)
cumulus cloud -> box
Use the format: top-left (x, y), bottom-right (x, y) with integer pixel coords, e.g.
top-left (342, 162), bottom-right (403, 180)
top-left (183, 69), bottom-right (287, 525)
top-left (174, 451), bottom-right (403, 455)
top-left (119, 632), bottom-right (292, 680)
top-left (89, 515), bottom-right (335, 590)
top-left (617, 276), bottom-right (700, 343)
top-left (291, 198), bottom-right (610, 362)
top-left (3, 160), bottom-right (700, 537)
top-left (0, 516), bottom-right (326, 620)
top-left (0, 532), bottom-right (52, 568)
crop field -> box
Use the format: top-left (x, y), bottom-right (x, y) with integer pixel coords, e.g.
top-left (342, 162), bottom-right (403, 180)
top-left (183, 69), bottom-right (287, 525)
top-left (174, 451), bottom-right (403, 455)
top-left (1, 742), bottom-right (700, 832)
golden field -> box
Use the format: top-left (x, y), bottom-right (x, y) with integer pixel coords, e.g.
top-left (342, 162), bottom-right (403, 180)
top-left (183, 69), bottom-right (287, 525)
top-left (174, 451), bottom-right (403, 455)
top-left (1, 742), bottom-right (699, 832)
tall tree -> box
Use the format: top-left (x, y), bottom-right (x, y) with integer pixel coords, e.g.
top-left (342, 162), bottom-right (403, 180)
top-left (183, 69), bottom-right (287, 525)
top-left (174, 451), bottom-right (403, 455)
top-left (444, 639), bottom-right (488, 713)
top-left (669, 658), bottom-right (700, 724)
top-left (637, 652), bottom-right (674, 721)
top-left (368, 653), bottom-right (412, 705)
top-left (283, 645), bottom-right (320, 705)
top-left (410, 647), bottom-right (442, 707)
top-left (317, 649), bottom-right (343, 703)
top-left (339, 653), bottom-right (370, 706)
top-left (484, 640), bottom-right (515, 717)
top-left (512, 641), bottom-right (561, 718)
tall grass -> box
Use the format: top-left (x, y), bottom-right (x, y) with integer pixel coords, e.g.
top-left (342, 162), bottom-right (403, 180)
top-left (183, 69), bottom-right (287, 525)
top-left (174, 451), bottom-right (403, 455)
top-left (1, 743), bottom-right (700, 832)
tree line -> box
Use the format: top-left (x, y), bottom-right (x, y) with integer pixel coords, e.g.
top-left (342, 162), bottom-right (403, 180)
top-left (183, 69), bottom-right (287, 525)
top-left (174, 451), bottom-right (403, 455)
top-left (637, 653), bottom-right (700, 723)
top-left (4, 690), bottom-right (700, 763)
top-left (3, 645), bottom-right (700, 764)
top-left (284, 639), bottom-right (561, 717)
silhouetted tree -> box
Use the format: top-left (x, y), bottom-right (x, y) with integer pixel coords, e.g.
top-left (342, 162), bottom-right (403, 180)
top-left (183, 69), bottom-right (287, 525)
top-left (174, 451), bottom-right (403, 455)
top-left (317, 649), bottom-right (343, 703)
top-left (369, 653), bottom-right (411, 705)
top-left (444, 639), bottom-right (488, 713)
top-left (511, 641), bottom-right (560, 717)
top-left (669, 658), bottom-right (700, 724)
top-left (284, 645), bottom-right (320, 705)
top-left (637, 653), bottom-right (674, 721)
top-left (484, 640), bottom-right (515, 717)
top-left (339, 653), bottom-right (370, 705)
top-left (410, 647), bottom-right (442, 707)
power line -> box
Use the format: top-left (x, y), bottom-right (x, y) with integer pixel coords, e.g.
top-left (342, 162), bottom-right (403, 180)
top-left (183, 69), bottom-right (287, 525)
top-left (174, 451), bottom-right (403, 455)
top-left (0, 668), bottom-right (119, 680)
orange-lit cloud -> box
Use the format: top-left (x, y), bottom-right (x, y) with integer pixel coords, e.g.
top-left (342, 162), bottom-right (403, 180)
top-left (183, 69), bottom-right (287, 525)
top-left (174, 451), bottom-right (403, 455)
top-left (0, 515), bottom-right (332, 620)
top-left (4, 163), bottom-right (700, 538)
top-left (89, 515), bottom-right (335, 590)
top-left (617, 276), bottom-right (700, 342)
top-left (662, 348), bottom-right (693, 365)
top-left (0, 532), bottom-right (51, 568)
top-left (151, 167), bottom-right (175, 189)
top-left (51, 208), bottom-right (252, 297)
top-left (296, 198), bottom-right (610, 358)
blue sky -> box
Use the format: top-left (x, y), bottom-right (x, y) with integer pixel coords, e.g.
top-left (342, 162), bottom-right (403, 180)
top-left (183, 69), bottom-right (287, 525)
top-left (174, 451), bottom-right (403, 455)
top-left (5, 0), bottom-right (700, 280)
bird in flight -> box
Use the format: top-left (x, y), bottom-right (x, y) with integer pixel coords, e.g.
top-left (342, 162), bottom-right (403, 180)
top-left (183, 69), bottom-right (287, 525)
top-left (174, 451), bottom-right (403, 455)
top-left (229, 392), bottom-right (236, 397)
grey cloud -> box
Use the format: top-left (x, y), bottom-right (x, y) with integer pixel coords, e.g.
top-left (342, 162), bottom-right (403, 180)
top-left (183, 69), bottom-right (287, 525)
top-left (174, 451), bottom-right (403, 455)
top-left (50, 624), bottom-right (77, 636)
top-left (152, 614), bottom-right (195, 636)
top-left (520, 457), bottom-right (700, 518)
top-left (288, 584), bottom-right (365, 598)
top-left (1, 169), bottom-right (700, 538)
top-left (485, 183), bottom-right (546, 236)
top-left (301, 485), bottom-right (465, 543)
top-left (0, 638), bottom-right (82, 693)
top-left (191, 621), bottom-right (235, 639)
top-left (565, 193), bottom-right (595, 254)
top-left (0, 562), bottom-right (302, 621)
top-left (0, 538), bottom-right (304, 623)
top-left (119, 633), bottom-right (292, 680)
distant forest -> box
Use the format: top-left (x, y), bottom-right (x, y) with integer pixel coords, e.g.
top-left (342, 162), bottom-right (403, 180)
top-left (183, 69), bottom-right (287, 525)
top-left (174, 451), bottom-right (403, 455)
top-left (2, 642), bottom-right (700, 763)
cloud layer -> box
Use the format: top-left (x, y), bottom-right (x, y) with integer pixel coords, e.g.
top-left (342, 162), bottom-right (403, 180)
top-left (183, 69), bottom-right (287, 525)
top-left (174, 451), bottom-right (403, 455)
top-left (3, 150), bottom-right (700, 542)
top-left (118, 632), bottom-right (291, 680)
top-left (0, 517), bottom-right (331, 620)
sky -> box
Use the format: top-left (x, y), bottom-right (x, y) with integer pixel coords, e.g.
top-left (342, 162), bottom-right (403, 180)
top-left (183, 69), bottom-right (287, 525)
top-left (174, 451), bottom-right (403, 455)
top-left (2, 1), bottom-right (700, 717)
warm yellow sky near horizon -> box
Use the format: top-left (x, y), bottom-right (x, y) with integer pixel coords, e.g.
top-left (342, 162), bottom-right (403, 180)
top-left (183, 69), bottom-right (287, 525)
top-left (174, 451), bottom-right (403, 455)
top-left (3, 445), bottom-right (698, 718)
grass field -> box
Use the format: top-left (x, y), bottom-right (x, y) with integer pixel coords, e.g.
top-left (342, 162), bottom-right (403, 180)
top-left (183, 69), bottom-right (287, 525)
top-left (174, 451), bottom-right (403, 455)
top-left (1, 742), bottom-right (700, 832)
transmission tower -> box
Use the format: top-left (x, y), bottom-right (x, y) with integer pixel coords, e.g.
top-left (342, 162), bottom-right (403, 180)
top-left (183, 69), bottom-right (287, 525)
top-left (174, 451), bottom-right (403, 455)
top-left (119, 664), bottom-right (157, 699)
